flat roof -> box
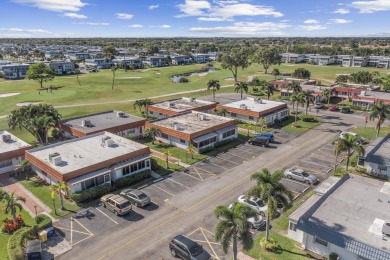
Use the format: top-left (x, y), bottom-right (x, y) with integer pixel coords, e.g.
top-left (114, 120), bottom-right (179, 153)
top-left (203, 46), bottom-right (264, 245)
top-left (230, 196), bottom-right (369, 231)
top-left (301, 175), bottom-right (390, 253)
top-left (149, 98), bottom-right (215, 113)
top-left (0, 130), bottom-right (31, 154)
top-left (61, 111), bottom-right (145, 134)
top-left (27, 132), bottom-right (149, 175)
top-left (365, 134), bottom-right (390, 167)
top-left (221, 97), bottom-right (287, 113)
top-left (356, 91), bottom-right (390, 100)
top-left (151, 111), bottom-right (235, 134)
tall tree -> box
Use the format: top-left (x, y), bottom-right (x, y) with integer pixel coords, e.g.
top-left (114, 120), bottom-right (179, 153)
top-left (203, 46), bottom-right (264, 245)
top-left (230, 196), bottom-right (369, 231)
top-left (335, 75), bottom-right (349, 84)
top-left (214, 203), bottom-right (257, 260)
top-left (187, 145), bottom-right (195, 160)
top-left (301, 90), bottom-right (315, 115)
top-left (291, 93), bottom-right (304, 123)
top-left (263, 83), bottom-right (276, 100)
top-left (292, 68), bottom-right (311, 79)
top-left (26, 63), bottom-right (55, 89)
top-left (133, 99), bottom-right (143, 114)
top-left (162, 151), bottom-right (173, 169)
top-left (254, 47), bottom-right (281, 74)
top-left (287, 81), bottom-right (302, 94)
top-left (111, 65), bottom-right (118, 90)
top-left (143, 126), bottom-right (161, 144)
top-left (220, 48), bottom-right (250, 82)
top-left (234, 81), bottom-right (248, 99)
top-left (8, 104), bottom-right (61, 144)
top-left (382, 75), bottom-right (390, 92)
top-left (215, 108), bottom-right (228, 117)
top-left (141, 98), bottom-right (153, 116)
top-left (370, 101), bottom-right (390, 137)
top-left (349, 71), bottom-right (373, 85)
top-left (207, 79), bottom-right (221, 102)
top-left (51, 182), bottom-right (70, 210)
top-left (271, 68), bottom-right (280, 80)
top-left (334, 134), bottom-right (365, 171)
top-left (102, 45), bottom-right (117, 61)
top-left (15, 160), bottom-right (31, 180)
top-left (75, 68), bottom-right (81, 86)
top-left (248, 168), bottom-right (292, 241)
top-left (0, 191), bottom-right (26, 222)
top-left (322, 88), bottom-right (331, 105)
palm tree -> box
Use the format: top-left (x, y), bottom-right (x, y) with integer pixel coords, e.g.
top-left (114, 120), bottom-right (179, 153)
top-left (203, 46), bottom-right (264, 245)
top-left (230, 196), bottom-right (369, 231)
top-left (142, 98), bottom-right (153, 117)
top-left (370, 101), bottom-right (390, 137)
top-left (207, 79), bottom-right (221, 102)
top-left (15, 160), bottom-right (31, 180)
top-left (248, 168), bottom-right (292, 241)
top-left (133, 99), bottom-right (143, 114)
top-left (214, 202), bottom-right (257, 260)
top-left (264, 83), bottom-right (276, 100)
top-left (334, 134), bottom-right (365, 171)
top-left (0, 191), bottom-right (26, 222)
top-left (271, 68), bottom-right (280, 80)
top-left (256, 118), bottom-right (267, 133)
top-left (187, 145), bottom-right (195, 160)
top-left (287, 81), bottom-right (302, 94)
top-left (51, 181), bottom-right (70, 210)
top-left (234, 81), bottom-right (248, 99)
top-left (291, 93), bottom-right (304, 123)
top-left (302, 90), bottom-right (315, 115)
top-left (162, 151), bottom-right (173, 168)
top-left (215, 108), bottom-right (228, 117)
top-left (143, 126), bottom-right (161, 144)
top-left (75, 68), bottom-right (81, 86)
top-left (322, 88), bottom-right (331, 105)
top-left (111, 65), bottom-right (118, 90)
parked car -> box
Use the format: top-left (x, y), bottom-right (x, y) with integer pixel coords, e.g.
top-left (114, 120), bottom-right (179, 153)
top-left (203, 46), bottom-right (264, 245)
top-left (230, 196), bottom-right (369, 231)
top-left (314, 102), bottom-right (324, 109)
top-left (284, 168), bottom-right (318, 185)
top-left (25, 239), bottom-right (42, 260)
top-left (328, 105), bottom-right (338, 111)
top-left (228, 203), bottom-right (265, 229)
top-left (169, 235), bottom-right (212, 260)
top-left (254, 133), bottom-right (274, 142)
top-left (101, 194), bottom-right (132, 216)
top-left (237, 195), bottom-right (267, 216)
top-left (339, 131), bottom-right (367, 144)
top-left (340, 107), bottom-right (351, 114)
top-left (248, 136), bottom-right (269, 147)
top-left (120, 188), bottom-right (151, 207)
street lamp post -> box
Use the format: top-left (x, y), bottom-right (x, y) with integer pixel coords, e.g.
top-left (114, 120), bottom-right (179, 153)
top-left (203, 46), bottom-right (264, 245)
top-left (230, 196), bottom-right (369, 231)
top-left (365, 116), bottom-right (368, 128)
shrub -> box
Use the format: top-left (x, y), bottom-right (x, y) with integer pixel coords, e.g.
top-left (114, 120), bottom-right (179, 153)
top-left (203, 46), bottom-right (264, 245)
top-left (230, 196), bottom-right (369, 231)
top-left (298, 114), bottom-right (317, 122)
top-left (35, 214), bottom-right (52, 230)
top-left (2, 215), bottom-right (25, 234)
top-left (214, 138), bottom-right (235, 148)
top-left (178, 77), bottom-right (189, 83)
top-left (8, 225), bottom-right (38, 260)
top-left (151, 159), bottom-right (159, 171)
top-left (329, 253), bottom-right (339, 260)
top-left (70, 183), bottom-right (111, 203)
top-left (198, 146), bottom-right (215, 154)
top-left (350, 105), bottom-right (366, 111)
top-left (260, 238), bottom-right (278, 252)
top-left (273, 118), bottom-right (281, 124)
top-left (114, 170), bottom-right (151, 189)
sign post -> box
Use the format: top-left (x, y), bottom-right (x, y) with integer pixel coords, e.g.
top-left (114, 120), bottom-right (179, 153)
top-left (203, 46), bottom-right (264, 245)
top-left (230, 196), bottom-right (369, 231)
top-left (365, 116), bottom-right (368, 128)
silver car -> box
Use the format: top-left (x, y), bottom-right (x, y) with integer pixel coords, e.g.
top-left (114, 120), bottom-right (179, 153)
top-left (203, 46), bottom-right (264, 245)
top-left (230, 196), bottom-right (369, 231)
top-left (120, 188), bottom-right (151, 207)
top-left (237, 195), bottom-right (268, 217)
top-left (284, 168), bottom-right (318, 185)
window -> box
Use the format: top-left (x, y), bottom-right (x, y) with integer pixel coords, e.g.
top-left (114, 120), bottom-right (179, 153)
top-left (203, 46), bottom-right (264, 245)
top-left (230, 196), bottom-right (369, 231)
top-left (126, 129), bottom-right (136, 134)
top-left (146, 160), bottom-right (150, 168)
top-left (357, 256), bottom-right (370, 260)
top-left (230, 113), bottom-right (237, 117)
top-left (249, 116), bottom-right (254, 120)
top-left (379, 165), bottom-right (387, 171)
top-left (159, 113), bottom-right (163, 116)
top-left (161, 133), bottom-right (168, 139)
top-left (314, 237), bottom-right (328, 247)
top-left (0, 159), bottom-right (12, 168)
top-left (180, 139), bottom-right (186, 144)
top-left (289, 222), bottom-right (296, 231)
top-left (222, 129), bottom-right (236, 139)
top-left (199, 136), bottom-right (217, 148)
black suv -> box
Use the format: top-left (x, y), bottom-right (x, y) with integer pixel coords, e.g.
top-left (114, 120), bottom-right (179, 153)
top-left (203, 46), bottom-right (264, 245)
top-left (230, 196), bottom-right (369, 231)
top-left (169, 235), bottom-right (211, 260)
top-left (248, 136), bottom-right (269, 147)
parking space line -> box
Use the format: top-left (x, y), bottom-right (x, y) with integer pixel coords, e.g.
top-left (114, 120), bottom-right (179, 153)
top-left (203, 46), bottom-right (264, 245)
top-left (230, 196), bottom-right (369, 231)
top-left (300, 159), bottom-right (331, 169)
top-left (179, 170), bottom-right (204, 182)
top-left (192, 240), bottom-right (222, 246)
top-left (200, 228), bottom-right (220, 260)
top-left (296, 165), bottom-right (325, 175)
top-left (215, 155), bottom-right (239, 165)
top-left (71, 217), bottom-right (73, 245)
top-left (234, 146), bottom-right (258, 155)
top-left (195, 165), bottom-right (215, 175)
top-left (283, 177), bottom-right (311, 187)
top-left (208, 161), bottom-right (229, 170)
top-left (95, 207), bottom-right (119, 225)
top-left (55, 227), bottom-right (93, 236)
top-left (166, 178), bottom-right (190, 189)
top-left (72, 234), bottom-right (94, 247)
top-left (73, 218), bottom-right (93, 236)
top-left (308, 153), bottom-right (334, 162)
top-left (225, 151), bottom-right (248, 160)
top-left (152, 184), bottom-right (175, 196)
top-left (187, 227), bottom-right (200, 237)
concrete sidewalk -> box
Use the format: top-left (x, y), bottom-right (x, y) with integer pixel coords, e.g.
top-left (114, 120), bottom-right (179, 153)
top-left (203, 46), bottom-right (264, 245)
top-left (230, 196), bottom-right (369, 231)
top-left (0, 173), bottom-right (51, 217)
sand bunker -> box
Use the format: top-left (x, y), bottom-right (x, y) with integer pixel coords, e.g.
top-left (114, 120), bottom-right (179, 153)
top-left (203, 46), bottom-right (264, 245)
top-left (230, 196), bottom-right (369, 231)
top-left (224, 77), bottom-right (235, 81)
top-left (0, 93), bottom-right (20, 98)
top-left (17, 102), bottom-right (41, 106)
top-left (117, 77), bottom-right (142, 79)
top-left (156, 72), bottom-right (161, 75)
top-left (198, 72), bottom-right (209, 77)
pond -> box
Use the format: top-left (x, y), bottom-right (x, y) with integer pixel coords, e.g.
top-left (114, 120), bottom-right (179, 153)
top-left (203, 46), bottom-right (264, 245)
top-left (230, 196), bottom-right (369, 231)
top-left (170, 67), bottom-right (218, 83)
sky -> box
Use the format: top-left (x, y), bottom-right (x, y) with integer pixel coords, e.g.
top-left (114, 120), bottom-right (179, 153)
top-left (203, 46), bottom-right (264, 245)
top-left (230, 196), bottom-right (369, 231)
top-left (0, 0), bottom-right (390, 38)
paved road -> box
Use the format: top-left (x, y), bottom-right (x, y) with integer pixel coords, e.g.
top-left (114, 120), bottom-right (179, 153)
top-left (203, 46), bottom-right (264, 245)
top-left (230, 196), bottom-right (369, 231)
top-left (59, 114), bottom-right (354, 260)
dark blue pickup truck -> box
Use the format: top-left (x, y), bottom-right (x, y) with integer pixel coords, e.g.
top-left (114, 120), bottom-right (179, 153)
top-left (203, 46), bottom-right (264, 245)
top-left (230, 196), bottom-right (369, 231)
top-left (254, 133), bottom-right (274, 142)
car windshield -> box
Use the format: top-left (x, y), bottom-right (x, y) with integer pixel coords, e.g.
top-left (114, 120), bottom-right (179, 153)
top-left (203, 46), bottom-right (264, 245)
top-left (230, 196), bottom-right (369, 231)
top-left (189, 243), bottom-right (203, 256)
top-left (255, 200), bottom-right (265, 207)
top-left (302, 172), bottom-right (309, 177)
top-left (138, 193), bottom-right (148, 200)
top-left (119, 201), bottom-right (131, 209)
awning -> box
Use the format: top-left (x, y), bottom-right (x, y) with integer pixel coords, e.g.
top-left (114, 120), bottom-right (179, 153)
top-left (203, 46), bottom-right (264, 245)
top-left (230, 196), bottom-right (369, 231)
top-left (68, 168), bottom-right (111, 185)
top-left (113, 154), bottom-right (151, 170)
top-left (216, 125), bottom-right (236, 134)
top-left (192, 132), bottom-right (218, 143)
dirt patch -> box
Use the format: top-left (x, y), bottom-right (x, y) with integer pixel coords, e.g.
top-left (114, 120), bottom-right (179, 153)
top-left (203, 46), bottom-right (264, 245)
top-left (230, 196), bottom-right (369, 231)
top-left (224, 77), bottom-right (235, 81)
top-left (0, 92), bottom-right (20, 98)
top-left (17, 102), bottom-right (41, 106)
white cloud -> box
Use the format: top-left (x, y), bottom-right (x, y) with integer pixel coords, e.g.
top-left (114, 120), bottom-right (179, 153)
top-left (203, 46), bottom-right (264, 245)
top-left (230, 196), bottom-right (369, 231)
top-left (198, 17), bottom-right (233, 21)
top-left (351, 0), bottom-right (390, 13)
top-left (332, 8), bottom-right (350, 14)
top-left (160, 24), bottom-right (171, 28)
top-left (12, 0), bottom-right (86, 12)
top-left (64, 12), bottom-right (87, 19)
top-left (329, 18), bottom-right (351, 24)
top-left (128, 24), bottom-right (144, 28)
top-left (0, 27), bottom-right (51, 33)
top-left (189, 21), bottom-right (290, 36)
top-left (0, 34), bottom-right (33, 38)
top-left (304, 19), bottom-right (319, 24)
top-left (177, 0), bottom-right (283, 20)
top-left (148, 4), bottom-right (159, 10)
top-left (296, 25), bottom-right (327, 31)
top-left (74, 22), bottom-right (109, 26)
top-left (116, 13), bottom-right (133, 19)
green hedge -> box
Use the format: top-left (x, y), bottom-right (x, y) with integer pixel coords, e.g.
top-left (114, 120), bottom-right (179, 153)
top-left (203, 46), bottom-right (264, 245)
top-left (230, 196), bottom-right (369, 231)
top-left (298, 114), bottom-right (317, 122)
top-left (8, 226), bottom-right (38, 260)
top-left (35, 214), bottom-right (52, 230)
top-left (198, 145), bottom-right (215, 154)
top-left (70, 183), bottom-right (111, 203)
top-left (214, 138), bottom-right (235, 148)
top-left (114, 170), bottom-right (151, 189)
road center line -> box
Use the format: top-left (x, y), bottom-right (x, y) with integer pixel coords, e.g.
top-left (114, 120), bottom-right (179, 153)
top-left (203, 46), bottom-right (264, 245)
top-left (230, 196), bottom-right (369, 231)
top-left (95, 207), bottom-right (119, 225)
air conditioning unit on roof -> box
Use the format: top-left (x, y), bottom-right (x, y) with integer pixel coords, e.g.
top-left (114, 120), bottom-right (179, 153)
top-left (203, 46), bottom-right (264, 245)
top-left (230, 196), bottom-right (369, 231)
top-left (1, 134), bottom-right (11, 142)
top-left (117, 111), bottom-right (125, 117)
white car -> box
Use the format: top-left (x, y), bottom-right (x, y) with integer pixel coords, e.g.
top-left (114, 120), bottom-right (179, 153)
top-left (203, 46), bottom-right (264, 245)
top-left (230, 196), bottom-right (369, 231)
top-left (339, 131), bottom-right (367, 144)
top-left (228, 204), bottom-right (265, 229)
top-left (284, 168), bottom-right (318, 185)
top-left (237, 195), bottom-right (268, 217)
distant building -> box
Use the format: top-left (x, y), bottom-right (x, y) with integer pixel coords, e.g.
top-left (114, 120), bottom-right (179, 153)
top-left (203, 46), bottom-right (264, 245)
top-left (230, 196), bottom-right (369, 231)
top-left (288, 174), bottom-right (390, 260)
top-left (46, 61), bottom-right (75, 75)
top-left (280, 53), bottom-right (305, 63)
top-left (147, 98), bottom-right (216, 119)
top-left (112, 57), bottom-right (143, 69)
top-left (85, 59), bottom-right (113, 69)
top-left (309, 55), bottom-right (334, 65)
top-left (147, 111), bottom-right (237, 152)
top-left (59, 111), bottom-right (146, 138)
top-left (26, 132), bottom-right (151, 193)
top-left (191, 54), bottom-right (209, 63)
top-left (0, 63), bottom-right (30, 79)
top-left (378, 58), bottom-right (390, 69)
top-left (216, 96), bottom-right (289, 124)
top-left (352, 91), bottom-right (390, 107)
top-left (171, 55), bottom-right (191, 65)
top-left (359, 134), bottom-right (390, 177)
top-left (332, 84), bottom-right (380, 100)
top-left (68, 52), bottom-right (90, 61)
top-left (144, 56), bottom-right (167, 67)
top-left (0, 131), bottom-right (31, 175)
top-left (280, 84), bottom-right (331, 102)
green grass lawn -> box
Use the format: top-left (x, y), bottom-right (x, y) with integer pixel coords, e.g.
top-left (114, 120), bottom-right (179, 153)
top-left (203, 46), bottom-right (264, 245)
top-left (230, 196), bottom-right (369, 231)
top-left (351, 127), bottom-right (390, 140)
top-left (272, 191), bottom-right (315, 232)
top-left (246, 231), bottom-right (321, 260)
top-left (15, 177), bottom-right (80, 219)
top-left (0, 188), bottom-right (36, 260)
top-left (151, 157), bottom-right (183, 176)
